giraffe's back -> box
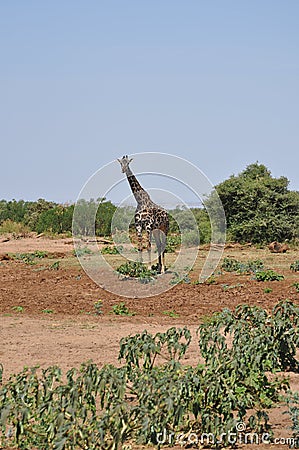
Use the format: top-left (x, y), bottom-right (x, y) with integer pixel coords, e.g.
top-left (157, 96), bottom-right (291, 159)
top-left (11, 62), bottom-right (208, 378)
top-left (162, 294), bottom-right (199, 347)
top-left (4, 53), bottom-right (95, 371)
top-left (135, 203), bottom-right (169, 233)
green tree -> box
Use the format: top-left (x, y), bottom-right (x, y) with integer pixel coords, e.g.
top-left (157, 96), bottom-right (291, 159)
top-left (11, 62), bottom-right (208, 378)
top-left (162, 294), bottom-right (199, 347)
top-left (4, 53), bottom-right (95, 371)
top-left (36, 204), bottom-right (74, 234)
top-left (72, 198), bottom-right (116, 237)
top-left (213, 163), bottom-right (299, 243)
top-left (24, 199), bottom-right (57, 231)
top-left (0, 199), bottom-right (28, 224)
top-left (72, 199), bottom-right (97, 236)
top-left (95, 199), bottom-right (117, 236)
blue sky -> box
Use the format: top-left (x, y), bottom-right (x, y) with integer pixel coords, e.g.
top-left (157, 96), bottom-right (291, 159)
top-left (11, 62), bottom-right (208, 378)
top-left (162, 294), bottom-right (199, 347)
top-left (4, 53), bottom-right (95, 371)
top-left (1, 1), bottom-right (298, 203)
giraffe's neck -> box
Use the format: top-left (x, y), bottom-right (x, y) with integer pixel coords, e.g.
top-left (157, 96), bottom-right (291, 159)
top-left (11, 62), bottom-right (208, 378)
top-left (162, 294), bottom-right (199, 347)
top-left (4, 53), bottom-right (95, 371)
top-left (125, 168), bottom-right (151, 206)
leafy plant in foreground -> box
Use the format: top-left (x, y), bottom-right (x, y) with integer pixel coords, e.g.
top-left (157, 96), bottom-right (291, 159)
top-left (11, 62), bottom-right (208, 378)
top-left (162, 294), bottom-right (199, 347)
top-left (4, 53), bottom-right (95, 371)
top-left (264, 287), bottom-right (273, 293)
top-left (290, 260), bottom-right (299, 272)
top-left (285, 391), bottom-right (299, 448)
top-left (116, 261), bottom-right (156, 283)
top-left (165, 234), bottom-right (181, 253)
top-left (163, 310), bottom-right (180, 318)
top-left (49, 260), bottom-right (60, 270)
top-left (198, 300), bottom-right (299, 373)
top-left (255, 269), bottom-right (284, 281)
top-left (119, 327), bottom-right (191, 373)
top-left (221, 257), bottom-right (264, 274)
top-left (1, 302), bottom-right (298, 449)
top-left (111, 302), bottom-right (135, 316)
top-left (13, 251), bottom-right (48, 265)
top-left (74, 246), bottom-right (93, 257)
top-left (94, 300), bottom-right (103, 315)
top-left (11, 306), bottom-right (24, 313)
top-left (101, 245), bottom-right (123, 255)
top-left (293, 283), bottom-right (299, 293)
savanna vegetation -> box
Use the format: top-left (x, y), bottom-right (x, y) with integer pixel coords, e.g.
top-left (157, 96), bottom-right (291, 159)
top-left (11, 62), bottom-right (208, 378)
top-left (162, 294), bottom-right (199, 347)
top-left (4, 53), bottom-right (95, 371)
top-left (1, 301), bottom-right (298, 449)
top-left (0, 163), bottom-right (298, 245)
top-left (1, 163), bottom-right (299, 449)
top-left (209, 163), bottom-right (299, 244)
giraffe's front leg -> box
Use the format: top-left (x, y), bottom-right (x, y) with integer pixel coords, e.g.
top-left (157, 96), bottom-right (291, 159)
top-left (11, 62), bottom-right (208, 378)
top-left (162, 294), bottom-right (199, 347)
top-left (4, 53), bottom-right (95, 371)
top-left (161, 230), bottom-right (167, 273)
top-left (136, 224), bottom-right (143, 263)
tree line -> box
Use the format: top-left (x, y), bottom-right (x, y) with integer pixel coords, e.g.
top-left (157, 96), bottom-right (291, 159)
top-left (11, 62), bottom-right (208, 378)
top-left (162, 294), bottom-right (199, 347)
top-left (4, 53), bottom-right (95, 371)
top-left (0, 163), bottom-right (298, 244)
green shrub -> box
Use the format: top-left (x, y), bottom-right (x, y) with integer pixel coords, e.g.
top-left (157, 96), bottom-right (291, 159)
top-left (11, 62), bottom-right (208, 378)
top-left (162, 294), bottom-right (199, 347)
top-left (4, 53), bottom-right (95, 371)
top-left (221, 257), bottom-right (241, 272)
top-left (221, 257), bottom-right (264, 274)
top-left (74, 246), bottom-right (93, 257)
top-left (116, 261), bottom-right (156, 283)
top-left (162, 310), bottom-right (180, 318)
top-left (165, 235), bottom-right (181, 253)
top-left (49, 261), bottom-right (60, 270)
top-left (101, 245), bottom-right (123, 254)
top-left (198, 300), bottom-right (299, 373)
top-left (264, 287), bottom-right (273, 293)
top-left (293, 283), bottom-right (299, 293)
top-left (94, 300), bottom-right (103, 315)
top-left (11, 306), bottom-right (24, 313)
top-left (290, 261), bottom-right (299, 272)
top-left (286, 392), bottom-right (299, 448)
top-left (13, 251), bottom-right (48, 265)
top-left (182, 230), bottom-right (200, 247)
top-left (111, 302), bottom-right (135, 316)
top-left (0, 219), bottom-right (30, 235)
top-left (255, 270), bottom-right (284, 282)
top-left (211, 163), bottom-right (299, 243)
top-left (1, 302), bottom-right (297, 449)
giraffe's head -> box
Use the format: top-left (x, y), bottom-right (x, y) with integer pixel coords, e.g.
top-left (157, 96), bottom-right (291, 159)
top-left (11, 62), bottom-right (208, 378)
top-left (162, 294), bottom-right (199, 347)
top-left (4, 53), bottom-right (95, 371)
top-left (117, 155), bottom-right (133, 174)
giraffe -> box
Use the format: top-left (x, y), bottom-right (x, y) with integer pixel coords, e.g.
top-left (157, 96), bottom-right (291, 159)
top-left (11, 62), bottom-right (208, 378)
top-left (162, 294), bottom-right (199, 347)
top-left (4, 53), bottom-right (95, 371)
top-left (117, 155), bottom-right (169, 273)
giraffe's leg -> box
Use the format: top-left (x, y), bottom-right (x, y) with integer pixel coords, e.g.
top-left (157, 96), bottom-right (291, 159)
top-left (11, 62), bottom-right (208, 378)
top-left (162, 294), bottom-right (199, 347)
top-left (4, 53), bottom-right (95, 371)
top-left (161, 250), bottom-right (166, 273)
top-left (146, 230), bottom-right (152, 270)
top-left (153, 229), bottom-right (162, 273)
top-left (161, 230), bottom-right (167, 273)
top-left (136, 225), bottom-right (143, 263)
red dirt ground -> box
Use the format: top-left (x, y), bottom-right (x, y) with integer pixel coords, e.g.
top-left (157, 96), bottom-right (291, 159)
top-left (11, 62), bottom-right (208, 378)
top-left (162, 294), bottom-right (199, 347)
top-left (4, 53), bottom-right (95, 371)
top-left (1, 236), bottom-right (299, 449)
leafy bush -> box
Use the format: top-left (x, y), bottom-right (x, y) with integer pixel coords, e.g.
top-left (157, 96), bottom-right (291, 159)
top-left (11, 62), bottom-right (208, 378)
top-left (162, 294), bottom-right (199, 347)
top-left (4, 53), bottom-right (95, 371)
top-left (162, 310), bottom-right (180, 318)
top-left (74, 246), bottom-right (93, 257)
top-left (182, 230), bottom-right (200, 247)
top-left (111, 302), bottom-right (135, 316)
top-left (286, 392), bottom-right (299, 448)
top-left (116, 261), bottom-right (156, 283)
top-left (0, 219), bottom-right (30, 236)
top-left (293, 283), bottom-right (299, 293)
top-left (165, 235), bottom-right (181, 253)
top-left (101, 245), bottom-right (123, 255)
top-left (290, 261), bottom-right (299, 272)
top-left (221, 260), bottom-right (283, 281)
top-left (0, 301), bottom-right (298, 449)
top-left (264, 287), bottom-right (273, 293)
top-left (11, 306), bottom-right (24, 313)
top-left (209, 163), bottom-right (299, 243)
top-left (221, 257), bottom-right (264, 274)
top-left (94, 300), bottom-right (103, 315)
top-left (198, 300), bottom-right (299, 373)
top-left (49, 261), bottom-right (60, 270)
top-left (221, 257), bottom-right (241, 272)
top-left (255, 270), bottom-right (284, 282)
top-left (13, 251), bottom-right (48, 265)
